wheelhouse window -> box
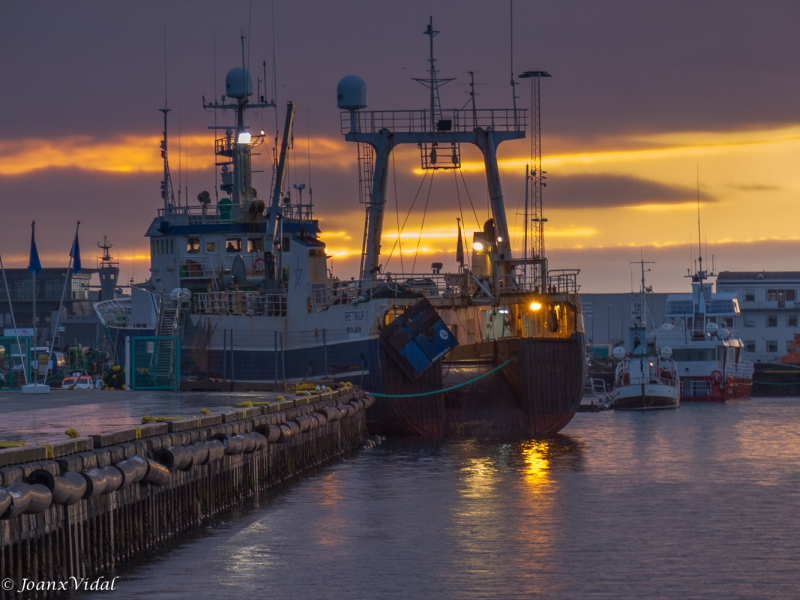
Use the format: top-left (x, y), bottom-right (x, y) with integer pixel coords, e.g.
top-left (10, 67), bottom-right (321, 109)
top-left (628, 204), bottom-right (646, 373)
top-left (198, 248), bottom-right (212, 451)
top-left (187, 238), bottom-right (201, 254)
top-left (767, 340), bottom-right (778, 353)
top-left (225, 238), bottom-right (242, 253)
top-left (248, 238), bottom-right (264, 252)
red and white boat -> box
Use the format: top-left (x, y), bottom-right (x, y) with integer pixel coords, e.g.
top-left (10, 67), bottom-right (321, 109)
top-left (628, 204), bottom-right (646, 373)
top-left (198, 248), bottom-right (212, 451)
top-left (657, 260), bottom-right (753, 401)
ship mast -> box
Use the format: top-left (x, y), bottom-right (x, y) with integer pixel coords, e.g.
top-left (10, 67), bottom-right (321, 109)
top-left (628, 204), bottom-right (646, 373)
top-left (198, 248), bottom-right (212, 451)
top-left (341, 17), bottom-right (524, 282)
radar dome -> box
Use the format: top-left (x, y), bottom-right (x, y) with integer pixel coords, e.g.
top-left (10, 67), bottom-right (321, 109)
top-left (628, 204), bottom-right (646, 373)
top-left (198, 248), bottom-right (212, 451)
top-left (705, 322), bottom-right (718, 334)
top-left (337, 75), bottom-right (368, 110)
top-left (718, 328), bottom-right (730, 340)
top-left (660, 346), bottom-right (673, 360)
top-left (225, 67), bottom-right (253, 99)
top-left (612, 346), bottom-right (627, 361)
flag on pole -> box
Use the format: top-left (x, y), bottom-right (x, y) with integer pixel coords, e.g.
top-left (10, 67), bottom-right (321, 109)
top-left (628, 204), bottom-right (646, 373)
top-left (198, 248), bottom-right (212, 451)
top-left (70, 227), bottom-right (81, 274)
top-left (28, 221), bottom-right (42, 276)
top-left (456, 218), bottom-right (465, 269)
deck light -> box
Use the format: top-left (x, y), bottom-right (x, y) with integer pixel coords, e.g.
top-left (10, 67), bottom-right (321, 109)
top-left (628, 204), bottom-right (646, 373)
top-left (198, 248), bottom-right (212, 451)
top-left (473, 241), bottom-right (484, 251)
top-left (497, 236), bottom-right (503, 243)
top-left (529, 301), bottom-right (542, 311)
top-left (238, 132), bottom-right (252, 144)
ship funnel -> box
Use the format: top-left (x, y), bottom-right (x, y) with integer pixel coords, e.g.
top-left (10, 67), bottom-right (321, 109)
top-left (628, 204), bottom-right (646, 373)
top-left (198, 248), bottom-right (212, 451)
top-left (225, 67), bottom-right (253, 99)
top-left (337, 75), bottom-right (368, 110)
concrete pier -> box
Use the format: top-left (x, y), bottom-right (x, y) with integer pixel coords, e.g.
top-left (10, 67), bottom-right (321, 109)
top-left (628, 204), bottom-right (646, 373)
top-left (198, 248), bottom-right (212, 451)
top-left (0, 387), bottom-right (373, 598)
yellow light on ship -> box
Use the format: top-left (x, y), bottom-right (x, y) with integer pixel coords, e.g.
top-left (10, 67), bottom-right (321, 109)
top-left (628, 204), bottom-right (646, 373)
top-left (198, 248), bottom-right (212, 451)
top-left (473, 241), bottom-right (484, 251)
top-left (529, 301), bottom-right (542, 311)
top-left (497, 236), bottom-right (503, 243)
top-left (238, 132), bottom-right (252, 144)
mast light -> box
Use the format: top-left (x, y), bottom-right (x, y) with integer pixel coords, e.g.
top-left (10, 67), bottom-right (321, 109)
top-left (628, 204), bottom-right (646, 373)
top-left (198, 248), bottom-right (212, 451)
top-left (238, 132), bottom-right (252, 144)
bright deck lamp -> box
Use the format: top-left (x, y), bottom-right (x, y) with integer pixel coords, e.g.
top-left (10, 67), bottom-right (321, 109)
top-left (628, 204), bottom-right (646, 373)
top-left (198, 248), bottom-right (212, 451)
top-left (473, 241), bottom-right (484, 251)
top-left (529, 301), bottom-right (542, 311)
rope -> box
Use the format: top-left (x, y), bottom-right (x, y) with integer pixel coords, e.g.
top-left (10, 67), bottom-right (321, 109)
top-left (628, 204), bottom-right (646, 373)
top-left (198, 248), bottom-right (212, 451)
top-left (369, 356), bottom-right (516, 398)
top-left (384, 170), bottom-right (429, 270)
top-left (411, 170), bottom-right (435, 274)
top-left (458, 168), bottom-right (482, 228)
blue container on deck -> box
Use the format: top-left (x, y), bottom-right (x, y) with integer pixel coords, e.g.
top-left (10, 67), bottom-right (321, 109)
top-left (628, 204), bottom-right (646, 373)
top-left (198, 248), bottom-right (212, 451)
top-left (380, 298), bottom-right (458, 381)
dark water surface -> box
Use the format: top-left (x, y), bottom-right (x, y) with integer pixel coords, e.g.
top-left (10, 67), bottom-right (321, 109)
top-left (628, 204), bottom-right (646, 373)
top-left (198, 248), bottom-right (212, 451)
top-left (78, 398), bottom-right (800, 599)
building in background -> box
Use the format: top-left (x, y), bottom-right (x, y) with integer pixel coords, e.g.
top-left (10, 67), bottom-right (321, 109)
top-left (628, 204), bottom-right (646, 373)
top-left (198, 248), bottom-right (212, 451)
top-left (716, 271), bottom-right (800, 363)
top-left (581, 271), bottom-right (800, 363)
top-left (0, 268), bottom-right (98, 347)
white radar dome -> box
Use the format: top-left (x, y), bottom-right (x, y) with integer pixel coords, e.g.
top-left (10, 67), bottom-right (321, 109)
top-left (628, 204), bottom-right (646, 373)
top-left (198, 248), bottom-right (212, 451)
top-left (612, 346), bottom-right (627, 361)
top-left (718, 328), bottom-right (730, 340)
top-left (660, 323), bottom-right (675, 330)
top-left (705, 322), bottom-right (718, 334)
top-left (660, 346), bottom-right (673, 360)
top-left (225, 67), bottom-right (253, 99)
top-left (337, 75), bottom-right (368, 110)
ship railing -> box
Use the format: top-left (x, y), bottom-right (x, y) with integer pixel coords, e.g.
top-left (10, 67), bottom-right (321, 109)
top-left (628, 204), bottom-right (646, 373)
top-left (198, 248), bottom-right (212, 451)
top-left (725, 360), bottom-right (754, 379)
top-left (341, 108), bottom-right (527, 135)
top-left (192, 291), bottom-right (287, 317)
top-left (93, 299), bottom-right (131, 328)
top-left (615, 359), bottom-right (679, 388)
top-left (547, 270), bottom-right (581, 294)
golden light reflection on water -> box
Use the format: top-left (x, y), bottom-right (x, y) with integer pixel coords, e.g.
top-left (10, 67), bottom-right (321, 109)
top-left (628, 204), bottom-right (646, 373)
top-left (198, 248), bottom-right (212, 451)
top-left (459, 456), bottom-right (499, 500)
top-left (310, 471), bottom-right (345, 547)
top-left (519, 440), bottom-right (553, 488)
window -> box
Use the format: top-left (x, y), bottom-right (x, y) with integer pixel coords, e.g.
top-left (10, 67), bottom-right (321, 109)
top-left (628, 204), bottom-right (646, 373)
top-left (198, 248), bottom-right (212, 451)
top-left (225, 238), bottom-right (242, 253)
top-left (282, 236), bottom-right (291, 252)
top-left (767, 340), bottom-right (778, 353)
top-left (744, 315), bottom-right (756, 327)
top-left (788, 340), bottom-right (794, 350)
top-left (744, 289), bottom-right (755, 302)
top-left (789, 315), bottom-right (798, 327)
top-left (672, 348), bottom-right (716, 362)
top-left (768, 315), bottom-right (778, 327)
top-left (745, 340), bottom-right (756, 353)
top-left (187, 238), bottom-right (200, 254)
top-left (248, 238), bottom-right (264, 252)
top-left (767, 289), bottom-right (795, 302)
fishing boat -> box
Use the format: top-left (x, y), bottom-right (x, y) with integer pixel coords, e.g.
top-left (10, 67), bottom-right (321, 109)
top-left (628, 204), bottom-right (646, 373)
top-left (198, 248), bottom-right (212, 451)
top-left (656, 259), bottom-right (753, 401)
top-left (610, 262), bottom-right (680, 410)
top-left (94, 22), bottom-right (586, 438)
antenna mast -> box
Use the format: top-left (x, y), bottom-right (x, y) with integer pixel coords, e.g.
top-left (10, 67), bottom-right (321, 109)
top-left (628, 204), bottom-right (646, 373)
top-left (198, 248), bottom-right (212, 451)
top-left (519, 70), bottom-right (551, 287)
top-left (159, 23), bottom-right (175, 209)
top-left (413, 17), bottom-right (455, 131)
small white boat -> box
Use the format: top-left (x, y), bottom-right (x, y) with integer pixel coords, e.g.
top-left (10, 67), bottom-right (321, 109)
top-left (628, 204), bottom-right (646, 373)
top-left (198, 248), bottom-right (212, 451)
top-left (610, 260), bottom-right (680, 411)
top-left (611, 346), bottom-right (680, 410)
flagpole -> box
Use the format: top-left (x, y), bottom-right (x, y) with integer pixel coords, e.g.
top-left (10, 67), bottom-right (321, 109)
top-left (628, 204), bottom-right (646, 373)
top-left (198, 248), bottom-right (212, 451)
top-left (31, 222), bottom-right (37, 340)
top-left (44, 221), bottom-right (80, 385)
top-left (0, 252), bottom-right (28, 385)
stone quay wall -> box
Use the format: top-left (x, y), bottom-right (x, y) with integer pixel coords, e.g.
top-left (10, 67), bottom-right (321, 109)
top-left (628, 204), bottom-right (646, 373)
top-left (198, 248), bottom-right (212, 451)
top-left (0, 389), bottom-right (373, 598)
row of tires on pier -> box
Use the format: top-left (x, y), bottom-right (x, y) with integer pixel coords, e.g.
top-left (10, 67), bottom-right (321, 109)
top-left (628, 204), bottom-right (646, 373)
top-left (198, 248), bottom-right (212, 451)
top-left (0, 396), bottom-right (373, 521)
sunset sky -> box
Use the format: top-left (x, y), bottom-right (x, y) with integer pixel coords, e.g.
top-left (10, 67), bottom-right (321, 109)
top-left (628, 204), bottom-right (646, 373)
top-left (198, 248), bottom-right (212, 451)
top-left (1, 1), bottom-right (798, 292)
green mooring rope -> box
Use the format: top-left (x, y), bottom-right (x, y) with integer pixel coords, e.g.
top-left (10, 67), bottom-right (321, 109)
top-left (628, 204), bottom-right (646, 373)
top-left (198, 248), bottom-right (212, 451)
top-left (369, 356), bottom-right (517, 399)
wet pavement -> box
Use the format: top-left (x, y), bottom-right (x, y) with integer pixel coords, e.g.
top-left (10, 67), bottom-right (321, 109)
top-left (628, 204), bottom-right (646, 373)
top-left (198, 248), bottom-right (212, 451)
top-left (0, 389), bottom-right (286, 444)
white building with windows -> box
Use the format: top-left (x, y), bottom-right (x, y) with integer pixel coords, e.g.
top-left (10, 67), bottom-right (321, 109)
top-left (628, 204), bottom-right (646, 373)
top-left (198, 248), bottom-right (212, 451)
top-left (715, 271), bottom-right (800, 363)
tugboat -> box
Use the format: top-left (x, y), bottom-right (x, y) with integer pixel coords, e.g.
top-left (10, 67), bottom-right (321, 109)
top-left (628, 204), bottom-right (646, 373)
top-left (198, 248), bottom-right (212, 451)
top-left (94, 22), bottom-right (586, 438)
top-left (611, 262), bottom-right (680, 410)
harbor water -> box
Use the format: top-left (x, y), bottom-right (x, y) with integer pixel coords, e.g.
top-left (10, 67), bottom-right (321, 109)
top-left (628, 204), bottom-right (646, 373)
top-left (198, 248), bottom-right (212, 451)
top-left (72, 397), bottom-right (800, 599)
